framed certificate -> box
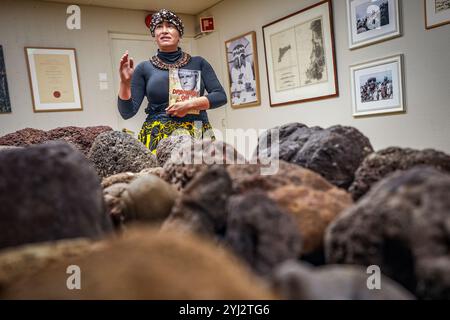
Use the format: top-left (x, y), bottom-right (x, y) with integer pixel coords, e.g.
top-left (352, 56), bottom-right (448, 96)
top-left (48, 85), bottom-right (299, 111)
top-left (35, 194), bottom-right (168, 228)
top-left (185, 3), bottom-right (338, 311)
top-left (25, 47), bottom-right (83, 112)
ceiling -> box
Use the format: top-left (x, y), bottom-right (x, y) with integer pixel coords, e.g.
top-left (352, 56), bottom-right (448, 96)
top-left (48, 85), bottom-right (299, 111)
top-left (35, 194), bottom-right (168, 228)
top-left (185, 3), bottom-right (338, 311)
top-left (40, 0), bottom-right (223, 15)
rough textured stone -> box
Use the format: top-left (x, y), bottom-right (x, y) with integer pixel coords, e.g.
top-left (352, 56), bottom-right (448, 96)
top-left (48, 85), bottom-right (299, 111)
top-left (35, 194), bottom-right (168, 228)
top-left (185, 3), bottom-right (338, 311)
top-left (2, 227), bottom-right (277, 299)
top-left (225, 191), bottom-right (303, 276)
top-left (156, 134), bottom-right (194, 167)
top-left (101, 172), bottom-right (138, 189)
top-left (103, 183), bottom-right (129, 228)
top-left (88, 131), bottom-right (158, 178)
top-left (0, 146), bottom-right (21, 151)
top-left (349, 147), bottom-right (450, 200)
top-left (0, 239), bottom-right (105, 291)
top-left (162, 139), bottom-right (245, 191)
top-left (325, 166), bottom-right (450, 299)
top-left (271, 261), bottom-right (415, 300)
top-left (0, 128), bottom-right (48, 146)
top-left (163, 165), bottom-right (233, 237)
top-left (255, 123), bottom-right (373, 189)
top-left (0, 142), bottom-right (113, 250)
top-left (268, 185), bottom-right (352, 255)
top-left (46, 126), bottom-right (113, 156)
top-left (0, 126), bottom-right (113, 156)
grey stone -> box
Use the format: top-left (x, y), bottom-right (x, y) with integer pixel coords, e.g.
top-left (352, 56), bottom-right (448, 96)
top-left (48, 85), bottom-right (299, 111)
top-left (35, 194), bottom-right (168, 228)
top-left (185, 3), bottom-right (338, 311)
top-left (325, 166), bottom-right (450, 299)
top-left (156, 134), bottom-right (194, 167)
top-left (271, 261), bottom-right (415, 300)
top-left (0, 141), bottom-right (113, 250)
top-left (88, 131), bottom-right (158, 178)
top-left (161, 139), bottom-right (245, 191)
top-left (225, 191), bottom-right (303, 276)
top-left (163, 165), bottom-right (233, 236)
top-left (349, 147), bottom-right (450, 200)
top-left (255, 123), bottom-right (373, 189)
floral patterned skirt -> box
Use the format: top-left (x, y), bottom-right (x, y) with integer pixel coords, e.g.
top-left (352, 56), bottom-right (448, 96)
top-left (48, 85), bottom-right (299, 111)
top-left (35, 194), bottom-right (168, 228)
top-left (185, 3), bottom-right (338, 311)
top-left (138, 120), bottom-right (215, 154)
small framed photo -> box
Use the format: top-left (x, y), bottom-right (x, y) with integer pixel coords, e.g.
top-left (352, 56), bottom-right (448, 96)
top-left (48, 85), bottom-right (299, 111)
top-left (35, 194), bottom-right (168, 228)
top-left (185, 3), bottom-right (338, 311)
top-left (350, 54), bottom-right (404, 117)
top-left (225, 31), bottom-right (261, 108)
top-left (25, 47), bottom-right (83, 112)
top-left (425, 0), bottom-right (450, 29)
top-left (347, 0), bottom-right (401, 49)
top-left (262, 0), bottom-right (338, 107)
top-left (0, 45), bottom-right (11, 114)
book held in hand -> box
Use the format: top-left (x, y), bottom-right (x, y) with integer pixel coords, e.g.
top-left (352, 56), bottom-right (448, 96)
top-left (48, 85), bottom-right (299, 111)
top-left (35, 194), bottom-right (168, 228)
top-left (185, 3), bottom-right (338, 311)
top-left (169, 68), bottom-right (201, 115)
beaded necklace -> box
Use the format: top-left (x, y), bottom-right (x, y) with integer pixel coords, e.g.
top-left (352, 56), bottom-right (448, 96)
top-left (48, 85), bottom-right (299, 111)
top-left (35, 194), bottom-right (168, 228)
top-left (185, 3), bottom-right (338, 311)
top-left (150, 52), bottom-right (191, 70)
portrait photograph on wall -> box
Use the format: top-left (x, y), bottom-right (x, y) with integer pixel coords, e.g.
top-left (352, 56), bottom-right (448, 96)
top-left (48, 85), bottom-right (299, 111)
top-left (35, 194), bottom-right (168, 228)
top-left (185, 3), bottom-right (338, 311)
top-left (350, 54), bottom-right (404, 117)
top-left (225, 31), bottom-right (261, 108)
top-left (25, 47), bottom-right (83, 112)
top-left (347, 0), bottom-right (401, 49)
top-left (262, 0), bottom-right (338, 107)
top-left (425, 0), bottom-right (450, 29)
top-left (0, 45), bottom-right (11, 113)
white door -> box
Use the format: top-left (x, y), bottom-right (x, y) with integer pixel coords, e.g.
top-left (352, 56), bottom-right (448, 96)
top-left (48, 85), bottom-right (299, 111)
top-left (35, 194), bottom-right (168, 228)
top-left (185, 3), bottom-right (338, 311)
top-left (109, 33), bottom-right (193, 136)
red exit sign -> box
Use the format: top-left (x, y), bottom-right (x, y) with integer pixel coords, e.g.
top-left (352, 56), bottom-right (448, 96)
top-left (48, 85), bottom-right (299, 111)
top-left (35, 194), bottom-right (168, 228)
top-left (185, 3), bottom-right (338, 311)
top-left (200, 16), bottom-right (215, 32)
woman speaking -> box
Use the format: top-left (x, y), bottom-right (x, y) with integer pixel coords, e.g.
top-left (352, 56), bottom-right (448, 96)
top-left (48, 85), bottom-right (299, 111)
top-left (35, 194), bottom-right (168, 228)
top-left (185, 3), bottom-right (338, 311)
top-left (118, 9), bottom-right (227, 153)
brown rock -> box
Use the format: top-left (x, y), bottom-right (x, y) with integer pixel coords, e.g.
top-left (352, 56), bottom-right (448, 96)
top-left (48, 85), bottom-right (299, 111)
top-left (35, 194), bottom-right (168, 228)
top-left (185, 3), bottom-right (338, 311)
top-left (269, 184), bottom-right (352, 255)
top-left (2, 227), bottom-right (277, 299)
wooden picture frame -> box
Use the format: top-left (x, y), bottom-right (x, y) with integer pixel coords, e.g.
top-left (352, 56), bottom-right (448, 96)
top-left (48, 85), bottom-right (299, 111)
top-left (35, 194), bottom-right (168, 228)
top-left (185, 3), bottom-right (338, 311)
top-left (25, 47), bottom-right (83, 112)
top-left (425, 0), bottom-right (450, 29)
top-left (225, 31), bottom-right (261, 108)
top-left (350, 54), bottom-right (405, 117)
top-left (262, 0), bottom-right (338, 107)
top-left (347, 0), bottom-right (401, 49)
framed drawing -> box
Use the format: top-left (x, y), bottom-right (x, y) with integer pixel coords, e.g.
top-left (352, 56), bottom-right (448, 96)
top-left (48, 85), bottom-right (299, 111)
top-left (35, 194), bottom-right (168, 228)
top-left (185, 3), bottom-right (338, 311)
top-left (25, 47), bottom-right (83, 112)
top-left (262, 0), bottom-right (338, 107)
top-left (425, 0), bottom-right (450, 29)
top-left (350, 54), bottom-right (404, 117)
top-left (347, 0), bottom-right (401, 49)
top-left (0, 45), bottom-right (11, 113)
top-left (225, 31), bottom-right (261, 108)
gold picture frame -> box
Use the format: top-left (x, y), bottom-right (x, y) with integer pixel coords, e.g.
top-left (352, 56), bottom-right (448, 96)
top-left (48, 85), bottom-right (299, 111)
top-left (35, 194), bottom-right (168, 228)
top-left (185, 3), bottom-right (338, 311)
top-left (25, 47), bottom-right (83, 112)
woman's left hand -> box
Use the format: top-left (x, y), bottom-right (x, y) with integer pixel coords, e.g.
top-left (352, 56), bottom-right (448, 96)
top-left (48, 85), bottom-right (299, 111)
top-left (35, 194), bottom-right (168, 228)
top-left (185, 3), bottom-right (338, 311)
top-left (165, 101), bottom-right (193, 118)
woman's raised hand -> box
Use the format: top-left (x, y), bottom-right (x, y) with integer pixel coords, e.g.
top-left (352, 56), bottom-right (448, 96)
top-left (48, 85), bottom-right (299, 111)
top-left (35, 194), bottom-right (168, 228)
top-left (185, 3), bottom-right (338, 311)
top-left (119, 50), bottom-right (134, 84)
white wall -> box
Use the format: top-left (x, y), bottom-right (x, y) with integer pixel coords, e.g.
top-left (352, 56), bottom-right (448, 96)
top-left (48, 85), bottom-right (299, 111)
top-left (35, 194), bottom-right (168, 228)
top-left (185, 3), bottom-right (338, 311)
top-left (198, 0), bottom-right (450, 153)
top-left (0, 0), bottom-right (195, 135)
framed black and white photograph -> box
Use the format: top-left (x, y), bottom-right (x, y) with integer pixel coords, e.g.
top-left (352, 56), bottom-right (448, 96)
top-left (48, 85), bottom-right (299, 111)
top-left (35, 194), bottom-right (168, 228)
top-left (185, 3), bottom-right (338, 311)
top-left (347, 0), bottom-right (401, 49)
top-left (25, 47), bottom-right (83, 112)
top-left (425, 0), bottom-right (450, 29)
top-left (350, 54), bottom-right (404, 117)
top-left (262, 0), bottom-right (338, 107)
top-left (225, 31), bottom-right (261, 108)
top-left (0, 45), bottom-right (11, 113)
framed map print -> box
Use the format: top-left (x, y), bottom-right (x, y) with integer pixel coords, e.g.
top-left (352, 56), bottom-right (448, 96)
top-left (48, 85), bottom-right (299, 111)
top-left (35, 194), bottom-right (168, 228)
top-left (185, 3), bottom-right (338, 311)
top-left (262, 0), bottom-right (338, 107)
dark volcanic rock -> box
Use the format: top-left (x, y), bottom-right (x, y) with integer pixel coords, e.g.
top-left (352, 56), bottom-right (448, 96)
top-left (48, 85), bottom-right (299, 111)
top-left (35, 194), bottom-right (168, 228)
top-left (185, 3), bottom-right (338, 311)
top-left (0, 128), bottom-right (48, 146)
top-left (225, 191), bottom-right (303, 276)
top-left (0, 141), bottom-right (113, 250)
top-left (88, 131), bottom-right (158, 178)
top-left (0, 126), bottom-right (113, 156)
top-left (325, 166), bottom-right (450, 299)
top-left (255, 123), bottom-right (373, 189)
top-left (163, 165), bottom-right (233, 236)
top-left (349, 147), bottom-right (450, 200)
top-left (46, 126), bottom-right (113, 156)
top-left (272, 261), bottom-right (414, 300)
top-left (156, 134), bottom-right (194, 167)
top-left (161, 139), bottom-right (245, 191)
